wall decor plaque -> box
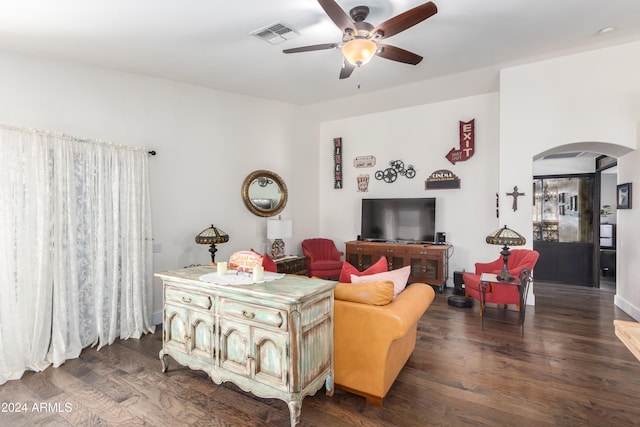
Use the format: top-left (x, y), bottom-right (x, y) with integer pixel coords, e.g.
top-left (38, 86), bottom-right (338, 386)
top-left (425, 169), bottom-right (461, 190)
top-left (353, 155), bottom-right (376, 168)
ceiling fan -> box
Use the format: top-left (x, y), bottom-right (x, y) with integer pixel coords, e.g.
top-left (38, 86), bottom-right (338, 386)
top-left (283, 0), bottom-right (438, 79)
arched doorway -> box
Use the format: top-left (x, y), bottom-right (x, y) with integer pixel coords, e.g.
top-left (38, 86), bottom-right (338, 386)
top-left (532, 142), bottom-right (631, 288)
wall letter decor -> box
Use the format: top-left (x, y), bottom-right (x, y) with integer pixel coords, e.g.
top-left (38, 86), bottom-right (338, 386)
top-left (333, 138), bottom-right (342, 189)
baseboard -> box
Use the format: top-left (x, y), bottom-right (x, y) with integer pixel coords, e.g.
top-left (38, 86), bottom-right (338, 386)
top-left (615, 294), bottom-right (640, 321)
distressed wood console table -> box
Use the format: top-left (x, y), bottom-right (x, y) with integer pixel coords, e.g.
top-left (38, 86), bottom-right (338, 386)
top-left (155, 266), bottom-right (337, 426)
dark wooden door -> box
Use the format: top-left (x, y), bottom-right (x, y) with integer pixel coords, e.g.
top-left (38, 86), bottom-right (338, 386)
top-left (533, 241), bottom-right (594, 286)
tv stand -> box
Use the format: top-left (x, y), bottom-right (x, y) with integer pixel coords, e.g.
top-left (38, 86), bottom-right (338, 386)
top-left (345, 241), bottom-right (451, 293)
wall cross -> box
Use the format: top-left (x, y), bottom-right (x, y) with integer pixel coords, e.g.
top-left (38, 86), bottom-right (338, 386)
top-left (506, 185), bottom-right (525, 211)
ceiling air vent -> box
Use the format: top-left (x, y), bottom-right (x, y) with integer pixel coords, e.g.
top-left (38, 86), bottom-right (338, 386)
top-left (251, 22), bottom-right (299, 45)
top-left (542, 152), bottom-right (582, 160)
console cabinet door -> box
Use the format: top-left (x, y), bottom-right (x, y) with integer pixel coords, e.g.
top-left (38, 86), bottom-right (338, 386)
top-left (164, 304), bottom-right (189, 354)
top-left (219, 318), bottom-right (251, 377)
top-left (253, 329), bottom-right (288, 390)
top-left (380, 246), bottom-right (405, 270)
top-left (405, 247), bottom-right (444, 285)
top-left (189, 311), bottom-right (216, 362)
top-left (346, 243), bottom-right (375, 271)
top-left (424, 254), bottom-right (443, 283)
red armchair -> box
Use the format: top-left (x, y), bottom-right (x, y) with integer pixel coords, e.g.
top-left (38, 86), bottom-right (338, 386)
top-left (463, 249), bottom-right (539, 309)
top-left (302, 238), bottom-right (344, 279)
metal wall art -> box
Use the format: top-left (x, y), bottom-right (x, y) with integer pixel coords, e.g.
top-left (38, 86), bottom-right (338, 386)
top-left (446, 119), bottom-right (475, 164)
top-left (374, 160), bottom-right (416, 183)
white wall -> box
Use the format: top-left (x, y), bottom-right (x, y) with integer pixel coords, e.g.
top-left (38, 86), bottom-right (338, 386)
top-left (0, 49), bottom-right (312, 323)
top-left (318, 93), bottom-right (501, 281)
top-left (615, 147), bottom-right (640, 319)
top-left (3, 38), bottom-right (639, 322)
top-left (499, 41), bottom-right (640, 318)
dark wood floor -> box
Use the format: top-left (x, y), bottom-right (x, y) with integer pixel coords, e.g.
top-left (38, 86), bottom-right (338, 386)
top-left (2, 280), bottom-right (639, 426)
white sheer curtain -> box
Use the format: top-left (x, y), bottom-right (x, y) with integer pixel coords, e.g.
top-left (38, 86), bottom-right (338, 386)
top-left (0, 125), bottom-right (154, 384)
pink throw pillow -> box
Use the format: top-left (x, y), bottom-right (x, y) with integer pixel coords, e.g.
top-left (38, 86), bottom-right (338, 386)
top-left (350, 265), bottom-right (411, 296)
top-left (339, 256), bottom-right (388, 283)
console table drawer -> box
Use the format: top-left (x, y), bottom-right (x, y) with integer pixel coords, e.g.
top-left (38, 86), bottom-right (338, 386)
top-left (220, 299), bottom-right (287, 330)
top-left (166, 286), bottom-right (213, 310)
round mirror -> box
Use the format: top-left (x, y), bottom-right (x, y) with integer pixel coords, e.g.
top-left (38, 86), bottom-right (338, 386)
top-left (242, 170), bottom-right (288, 217)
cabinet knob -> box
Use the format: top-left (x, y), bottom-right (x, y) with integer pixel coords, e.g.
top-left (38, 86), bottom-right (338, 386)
top-left (182, 296), bottom-right (192, 304)
top-left (242, 310), bottom-right (255, 319)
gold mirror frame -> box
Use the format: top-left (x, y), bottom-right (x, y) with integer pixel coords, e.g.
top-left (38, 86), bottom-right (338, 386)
top-left (242, 170), bottom-right (288, 217)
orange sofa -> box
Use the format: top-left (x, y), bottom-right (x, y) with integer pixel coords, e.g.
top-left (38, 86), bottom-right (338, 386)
top-left (333, 281), bottom-right (435, 405)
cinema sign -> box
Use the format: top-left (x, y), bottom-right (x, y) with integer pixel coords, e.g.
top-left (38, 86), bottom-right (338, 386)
top-left (425, 169), bottom-right (460, 190)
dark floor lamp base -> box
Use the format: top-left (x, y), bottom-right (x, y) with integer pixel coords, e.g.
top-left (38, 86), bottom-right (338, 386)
top-left (448, 295), bottom-right (473, 308)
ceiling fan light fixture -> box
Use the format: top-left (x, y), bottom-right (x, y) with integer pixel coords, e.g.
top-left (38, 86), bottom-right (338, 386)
top-left (342, 38), bottom-right (377, 66)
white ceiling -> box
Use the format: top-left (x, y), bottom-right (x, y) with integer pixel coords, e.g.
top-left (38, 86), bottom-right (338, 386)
top-left (1, 0), bottom-right (640, 105)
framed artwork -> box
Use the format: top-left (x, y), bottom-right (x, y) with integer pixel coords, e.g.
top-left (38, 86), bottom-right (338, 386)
top-left (617, 183), bottom-right (632, 209)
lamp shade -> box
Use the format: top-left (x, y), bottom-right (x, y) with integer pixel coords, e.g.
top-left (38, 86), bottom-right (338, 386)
top-left (342, 39), bottom-right (377, 66)
top-left (486, 225), bottom-right (525, 282)
top-left (195, 225), bottom-right (229, 245)
top-left (267, 219), bottom-right (292, 240)
top-left (195, 224), bottom-right (229, 263)
top-left (486, 225), bottom-right (526, 247)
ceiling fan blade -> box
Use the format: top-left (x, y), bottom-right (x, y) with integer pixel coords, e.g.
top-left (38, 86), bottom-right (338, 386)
top-left (376, 44), bottom-right (423, 65)
top-left (370, 1), bottom-right (437, 40)
top-left (283, 43), bottom-right (339, 54)
top-left (318, 0), bottom-right (357, 35)
top-left (339, 60), bottom-right (356, 79)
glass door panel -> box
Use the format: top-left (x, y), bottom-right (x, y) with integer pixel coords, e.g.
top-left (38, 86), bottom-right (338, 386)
top-left (533, 176), bottom-right (594, 243)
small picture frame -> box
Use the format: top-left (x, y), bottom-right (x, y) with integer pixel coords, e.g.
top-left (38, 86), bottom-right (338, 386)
top-left (617, 183), bottom-right (632, 209)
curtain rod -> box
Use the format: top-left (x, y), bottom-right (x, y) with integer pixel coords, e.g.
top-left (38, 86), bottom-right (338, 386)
top-left (1, 123), bottom-right (156, 156)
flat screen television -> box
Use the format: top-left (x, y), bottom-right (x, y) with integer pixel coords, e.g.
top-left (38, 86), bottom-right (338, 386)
top-left (360, 198), bottom-right (436, 244)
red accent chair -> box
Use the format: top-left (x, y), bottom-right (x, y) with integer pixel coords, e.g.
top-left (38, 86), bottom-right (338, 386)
top-left (463, 249), bottom-right (539, 309)
top-left (302, 238), bottom-right (344, 279)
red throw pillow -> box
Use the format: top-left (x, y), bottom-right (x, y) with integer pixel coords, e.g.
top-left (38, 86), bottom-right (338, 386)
top-left (261, 252), bottom-right (278, 273)
top-left (250, 249), bottom-right (278, 273)
top-left (339, 256), bottom-right (388, 283)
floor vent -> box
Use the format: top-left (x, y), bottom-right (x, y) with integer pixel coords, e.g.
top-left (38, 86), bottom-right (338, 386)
top-left (251, 22), bottom-right (299, 45)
